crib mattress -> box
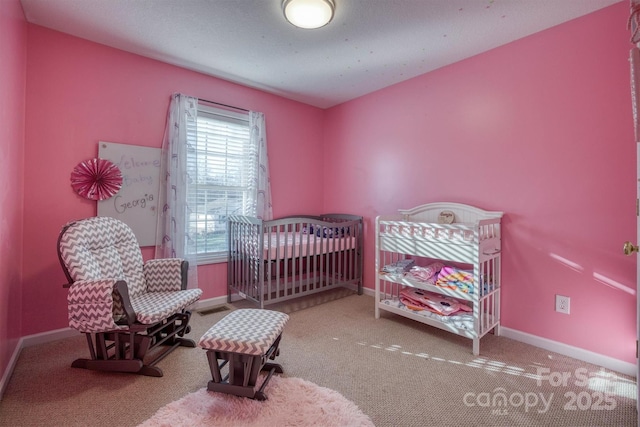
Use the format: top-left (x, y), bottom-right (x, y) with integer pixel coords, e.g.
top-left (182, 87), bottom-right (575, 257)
top-left (263, 232), bottom-right (356, 260)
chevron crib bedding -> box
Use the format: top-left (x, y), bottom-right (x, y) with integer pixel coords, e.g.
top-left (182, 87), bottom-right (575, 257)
top-left (228, 214), bottom-right (363, 308)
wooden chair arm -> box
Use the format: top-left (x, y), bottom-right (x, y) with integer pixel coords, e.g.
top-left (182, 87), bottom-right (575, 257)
top-left (114, 280), bottom-right (137, 326)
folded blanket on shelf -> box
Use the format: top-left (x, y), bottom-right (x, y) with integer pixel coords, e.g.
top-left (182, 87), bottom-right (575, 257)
top-left (435, 266), bottom-right (474, 292)
top-left (399, 288), bottom-right (472, 316)
top-left (382, 259), bottom-right (415, 274)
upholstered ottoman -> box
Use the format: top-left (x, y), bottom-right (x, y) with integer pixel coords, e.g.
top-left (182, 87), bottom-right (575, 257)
top-left (199, 308), bottom-right (289, 400)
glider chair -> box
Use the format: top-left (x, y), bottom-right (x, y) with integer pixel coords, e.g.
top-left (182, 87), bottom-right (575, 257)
top-left (57, 216), bottom-right (203, 377)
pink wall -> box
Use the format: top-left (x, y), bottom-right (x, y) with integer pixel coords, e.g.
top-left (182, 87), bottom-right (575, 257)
top-left (324, 3), bottom-right (636, 363)
top-left (22, 25), bottom-right (325, 335)
top-left (0, 0), bottom-right (26, 381)
top-left (8, 1), bottom-right (636, 379)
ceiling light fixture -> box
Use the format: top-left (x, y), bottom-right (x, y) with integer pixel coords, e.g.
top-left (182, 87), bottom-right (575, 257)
top-left (282, 0), bottom-right (335, 29)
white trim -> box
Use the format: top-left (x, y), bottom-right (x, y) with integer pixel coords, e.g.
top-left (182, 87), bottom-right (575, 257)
top-left (361, 286), bottom-right (375, 298)
top-left (500, 327), bottom-right (636, 377)
top-left (342, 283), bottom-right (376, 298)
top-left (0, 337), bottom-right (23, 401)
top-left (195, 252), bottom-right (227, 266)
top-left (21, 327), bottom-right (77, 347)
top-left (194, 295), bottom-right (235, 311)
top-left (0, 327), bottom-right (78, 400)
top-left (194, 293), bottom-right (251, 312)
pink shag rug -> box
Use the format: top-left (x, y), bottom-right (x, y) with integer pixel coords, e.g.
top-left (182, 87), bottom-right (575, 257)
top-left (138, 375), bottom-right (374, 427)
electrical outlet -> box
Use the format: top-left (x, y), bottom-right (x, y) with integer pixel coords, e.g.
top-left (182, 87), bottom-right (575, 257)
top-left (555, 295), bottom-right (570, 314)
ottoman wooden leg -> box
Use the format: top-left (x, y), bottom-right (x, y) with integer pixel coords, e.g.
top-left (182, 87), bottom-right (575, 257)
top-left (204, 333), bottom-right (285, 400)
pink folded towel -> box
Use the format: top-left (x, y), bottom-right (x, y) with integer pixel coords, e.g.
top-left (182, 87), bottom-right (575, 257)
top-left (436, 266), bottom-right (473, 289)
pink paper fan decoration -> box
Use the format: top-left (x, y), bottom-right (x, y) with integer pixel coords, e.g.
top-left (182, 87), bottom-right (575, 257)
top-left (70, 158), bottom-right (123, 200)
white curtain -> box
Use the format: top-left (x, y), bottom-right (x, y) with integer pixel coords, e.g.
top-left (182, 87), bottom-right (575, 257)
top-left (155, 93), bottom-right (199, 289)
top-left (250, 111), bottom-right (273, 220)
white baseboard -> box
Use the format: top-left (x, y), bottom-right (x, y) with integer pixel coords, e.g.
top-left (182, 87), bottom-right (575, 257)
top-left (194, 294), bottom-right (243, 312)
top-left (0, 327), bottom-right (77, 401)
top-left (21, 327), bottom-right (77, 347)
top-left (500, 327), bottom-right (636, 377)
top-left (194, 295), bottom-right (228, 311)
top-left (361, 286), bottom-right (375, 297)
top-left (0, 337), bottom-right (23, 401)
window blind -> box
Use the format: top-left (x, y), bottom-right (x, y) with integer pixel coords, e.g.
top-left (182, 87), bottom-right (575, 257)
top-left (186, 107), bottom-right (252, 259)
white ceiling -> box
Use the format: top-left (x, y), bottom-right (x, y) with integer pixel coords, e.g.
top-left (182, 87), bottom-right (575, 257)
top-left (20, 0), bottom-right (622, 109)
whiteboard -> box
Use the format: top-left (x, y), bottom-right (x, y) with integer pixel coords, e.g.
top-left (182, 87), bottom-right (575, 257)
top-left (97, 141), bottom-right (161, 246)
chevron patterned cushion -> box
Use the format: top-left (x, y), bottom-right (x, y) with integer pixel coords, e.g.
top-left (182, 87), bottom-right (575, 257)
top-left (67, 279), bottom-right (125, 333)
top-left (59, 217), bottom-right (146, 298)
top-left (131, 289), bottom-right (202, 324)
top-left (144, 258), bottom-right (183, 293)
top-left (198, 309), bottom-right (289, 356)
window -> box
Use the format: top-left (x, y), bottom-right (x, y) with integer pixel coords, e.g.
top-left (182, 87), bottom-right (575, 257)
top-left (186, 105), bottom-right (254, 264)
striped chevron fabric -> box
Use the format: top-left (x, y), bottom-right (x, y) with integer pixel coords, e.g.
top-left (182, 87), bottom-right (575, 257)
top-left (144, 259), bottom-right (183, 292)
top-left (132, 289), bottom-right (201, 324)
top-left (67, 279), bottom-right (125, 333)
top-left (59, 217), bottom-right (146, 297)
top-left (59, 216), bottom-right (203, 331)
top-left (199, 309), bottom-right (289, 356)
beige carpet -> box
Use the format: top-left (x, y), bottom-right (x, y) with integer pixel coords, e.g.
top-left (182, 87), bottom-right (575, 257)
top-left (0, 289), bottom-right (637, 427)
